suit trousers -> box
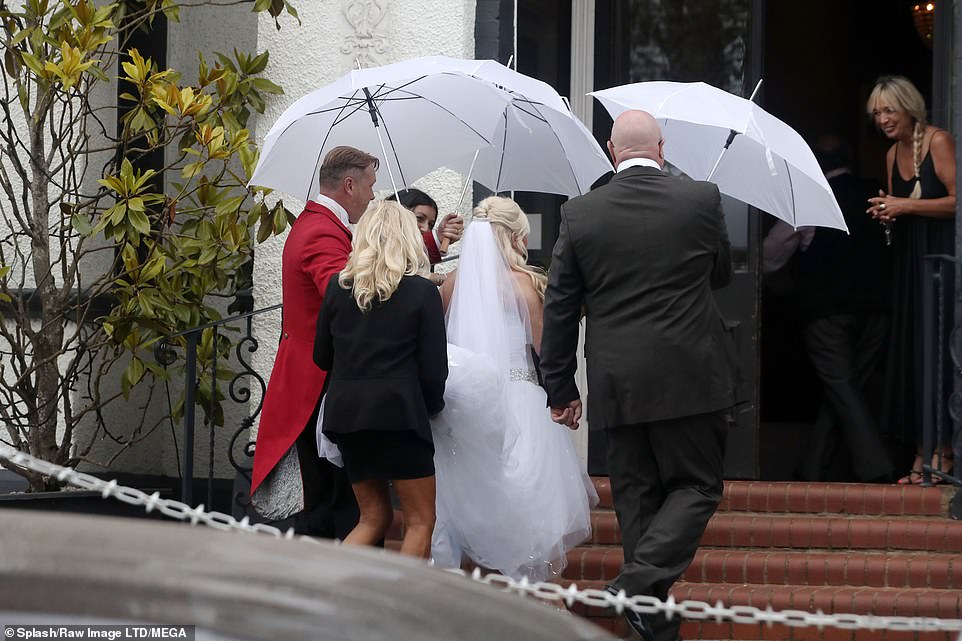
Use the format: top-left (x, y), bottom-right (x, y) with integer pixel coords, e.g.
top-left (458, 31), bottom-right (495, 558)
top-left (797, 313), bottom-right (893, 482)
top-left (607, 411), bottom-right (728, 641)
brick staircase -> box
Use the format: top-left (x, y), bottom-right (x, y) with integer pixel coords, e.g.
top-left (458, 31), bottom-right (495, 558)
top-left (388, 478), bottom-right (961, 640)
top-left (565, 477), bottom-right (962, 641)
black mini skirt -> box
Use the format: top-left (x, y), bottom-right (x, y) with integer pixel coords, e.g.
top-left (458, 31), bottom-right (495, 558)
top-left (327, 429), bottom-right (435, 483)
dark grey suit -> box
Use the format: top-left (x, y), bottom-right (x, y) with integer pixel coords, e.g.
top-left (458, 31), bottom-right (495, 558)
top-left (541, 165), bottom-right (737, 641)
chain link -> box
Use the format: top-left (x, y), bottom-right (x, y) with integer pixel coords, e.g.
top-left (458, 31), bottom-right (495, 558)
top-left (2, 444), bottom-right (961, 634)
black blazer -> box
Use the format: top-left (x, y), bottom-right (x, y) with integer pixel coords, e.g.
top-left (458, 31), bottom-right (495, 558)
top-left (314, 274), bottom-right (447, 442)
top-left (540, 166), bottom-right (737, 427)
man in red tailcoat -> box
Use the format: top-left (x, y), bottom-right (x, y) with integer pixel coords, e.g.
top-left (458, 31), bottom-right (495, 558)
top-left (251, 146), bottom-right (461, 538)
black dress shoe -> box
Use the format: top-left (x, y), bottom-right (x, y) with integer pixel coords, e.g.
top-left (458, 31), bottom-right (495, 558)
top-left (605, 586), bottom-right (654, 641)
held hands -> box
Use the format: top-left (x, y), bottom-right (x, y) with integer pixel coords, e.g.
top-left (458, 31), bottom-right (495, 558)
top-left (550, 399), bottom-right (583, 430)
top-left (867, 189), bottom-right (901, 224)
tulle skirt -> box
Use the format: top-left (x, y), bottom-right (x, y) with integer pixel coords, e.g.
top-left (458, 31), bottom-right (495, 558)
top-left (430, 344), bottom-right (598, 581)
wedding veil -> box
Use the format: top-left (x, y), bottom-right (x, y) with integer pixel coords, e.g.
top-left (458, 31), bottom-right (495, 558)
top-left (445, 216), bottom-right (534, 369)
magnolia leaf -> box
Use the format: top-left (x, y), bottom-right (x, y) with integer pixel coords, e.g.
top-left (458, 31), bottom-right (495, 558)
top-left (214, 195), bottom-right (245, 217)
top-left (247, 51), bottom-right (269, 75)
top-left (255, 218), bottom-right (272, 244)
top-left (237, 142), bottom-right (257, 179)
top-left (140, 255), bottom-right (165, 281)
top-left (250, 77), bottom-right (283, 95)
top-left (71, 211), bottom-right (93, 235)
top-left (214, 52), bottom-right (237, 73)
top-left (124, 356), bottom-right (146, 388)
top-left (246, 201), bottom-right (265, 226)
top-left (182, 161), bottom-right (204, 179)
top-left (271, 200), bottom-right (288, 233)
top-left (86, 64), bottom-right (108, 82)
top-left (3, 47), bottom-right (20, 78)
top-left (172, 303), bottom-right (192, 323)
top-left (19, 51), bottom-right (45, 76)
top-left (246, 90), bottom-right (265, 114)
top-left (127, 207), bottom-right (151, 236)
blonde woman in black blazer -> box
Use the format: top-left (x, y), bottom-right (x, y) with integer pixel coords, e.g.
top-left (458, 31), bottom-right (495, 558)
top-left (314, 200), bottom-right (447, 558)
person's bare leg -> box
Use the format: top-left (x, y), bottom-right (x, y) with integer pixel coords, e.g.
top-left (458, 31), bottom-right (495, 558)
top-left (393, 475), bottom-right (436, 558)
top-left (343, 479), bottom-right (393, 546)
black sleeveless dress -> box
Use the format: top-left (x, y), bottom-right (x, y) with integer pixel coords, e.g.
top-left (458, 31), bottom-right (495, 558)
top-left (882, 150), bottom-right (954, 447)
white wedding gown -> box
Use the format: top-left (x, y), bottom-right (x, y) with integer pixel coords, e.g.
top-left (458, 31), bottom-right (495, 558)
top-left (430, 220), bottom-right (598, 582)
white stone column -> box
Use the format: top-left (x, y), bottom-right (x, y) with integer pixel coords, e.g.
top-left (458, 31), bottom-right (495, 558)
top-left (567, 2), bottom-right (595, 470)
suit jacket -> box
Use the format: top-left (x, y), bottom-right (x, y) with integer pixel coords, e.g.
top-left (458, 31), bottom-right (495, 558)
top-left (540, 166), bottom-right (737, 428)
top-left (314, 275), bottom-right (447, 443)
top-left (251, 201), bottom-right (352, 493)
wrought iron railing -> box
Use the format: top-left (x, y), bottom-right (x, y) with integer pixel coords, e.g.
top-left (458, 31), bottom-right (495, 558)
top-left (922, 255), bottom-right (961, 504)
top-left (154, 304), bottom-right (282, 509)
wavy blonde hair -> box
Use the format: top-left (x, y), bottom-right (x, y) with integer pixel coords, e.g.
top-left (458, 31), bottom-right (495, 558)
top-left (473, 196), bottom-right (547, 300)
top-left (867, 76), bottom-right (928, 191)
top-left (339, 200), bottom-right (428, 311)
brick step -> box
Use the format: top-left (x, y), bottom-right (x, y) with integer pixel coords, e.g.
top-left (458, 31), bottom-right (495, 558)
top-left (567, 579), bottom-right (961, 641)
top-left (588, 477), bottom-right (953, 517)
top-left (563, 547), bottom-right (962, 589)
top-left (587, 511), bottom-right (962, 551)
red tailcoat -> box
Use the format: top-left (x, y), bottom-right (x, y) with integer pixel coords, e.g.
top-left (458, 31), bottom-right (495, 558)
top-left (251, 201), bottom-right (350, 493)
top-left (251, 201), bottom-right (442, 493)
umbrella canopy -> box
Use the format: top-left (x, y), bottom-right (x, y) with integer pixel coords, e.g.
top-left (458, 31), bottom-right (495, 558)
top-left (589, 81), bottom-right (847, 231)
top-left (441, 59), bottom-right (612, 197)
top-left (250, 56), bottom-right (611, 201)
top-left (250, 57), bottom-right (513, 200)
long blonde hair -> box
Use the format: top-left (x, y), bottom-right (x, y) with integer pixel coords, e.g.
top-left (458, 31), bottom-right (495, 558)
top-left (339, 200), bottom-right (428, 311)
top-left (867, 75), bottom-right (928, 195)
top-left (472, 196), bottom-right (547, 300)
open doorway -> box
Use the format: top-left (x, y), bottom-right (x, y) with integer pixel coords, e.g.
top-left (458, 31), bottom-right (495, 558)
top-left (758, 0), bottom-right (935, 480)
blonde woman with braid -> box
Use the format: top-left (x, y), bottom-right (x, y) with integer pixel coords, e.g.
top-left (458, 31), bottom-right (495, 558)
top-left (313, 200), bottom-right (447, 557)
top-left (866, 76), bottom-right (956, 484)
top-left (431, 196), bottom-right (597, 581)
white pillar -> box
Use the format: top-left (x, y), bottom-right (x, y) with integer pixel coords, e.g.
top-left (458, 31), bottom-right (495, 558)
top-left (568, 3), bottom-right (595, 470)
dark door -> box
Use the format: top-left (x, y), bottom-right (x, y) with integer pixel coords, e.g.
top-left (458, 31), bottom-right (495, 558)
top-left (759, 0), bottom-right (940, 480)
top-left (586, 0), bottom-right (761, 478)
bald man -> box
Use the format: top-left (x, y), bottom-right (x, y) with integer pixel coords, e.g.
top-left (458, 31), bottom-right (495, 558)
top-left (541, 110), bottom-right (737, 641)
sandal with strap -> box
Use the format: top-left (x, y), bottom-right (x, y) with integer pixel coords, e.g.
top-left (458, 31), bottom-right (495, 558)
top-left (897, 469), bottom-right (923, 485)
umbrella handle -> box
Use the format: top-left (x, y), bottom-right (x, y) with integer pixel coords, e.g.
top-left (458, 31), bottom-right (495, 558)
top-left (439, 149), bottom-right (480, 253)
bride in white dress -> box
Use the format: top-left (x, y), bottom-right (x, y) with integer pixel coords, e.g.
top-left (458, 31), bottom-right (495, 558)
top-left (431, 196), bottom-right (598, 582)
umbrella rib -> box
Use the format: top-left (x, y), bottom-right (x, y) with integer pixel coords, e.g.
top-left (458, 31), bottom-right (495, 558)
top-left (517, 97), bottom-right (585, 194)
top-left (784, 157), bottom-right (796, 227)
top-left (495, 108), bottom-right (509, 192)
top-left (307, 92), bottom-right (363, 202)
top-left (367, 83), bottom-right (409, 187)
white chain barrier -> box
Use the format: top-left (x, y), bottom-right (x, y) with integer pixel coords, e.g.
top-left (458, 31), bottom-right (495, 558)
top-left (2, 444), bottom-right (961, 634)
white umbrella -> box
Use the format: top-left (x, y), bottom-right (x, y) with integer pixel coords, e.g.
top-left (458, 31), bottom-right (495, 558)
top-left (443, 59), bottom-right (612, 197)
top-left (589, 81), bottom-right (847, 231)
top-left (250, 57), bottom-right (514, 200)
top-left (251, 56), bottom-right (611, 202)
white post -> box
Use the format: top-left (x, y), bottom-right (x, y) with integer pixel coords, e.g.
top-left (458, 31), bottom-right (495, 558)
top-left (567, 2), bottom-right (595, 470)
